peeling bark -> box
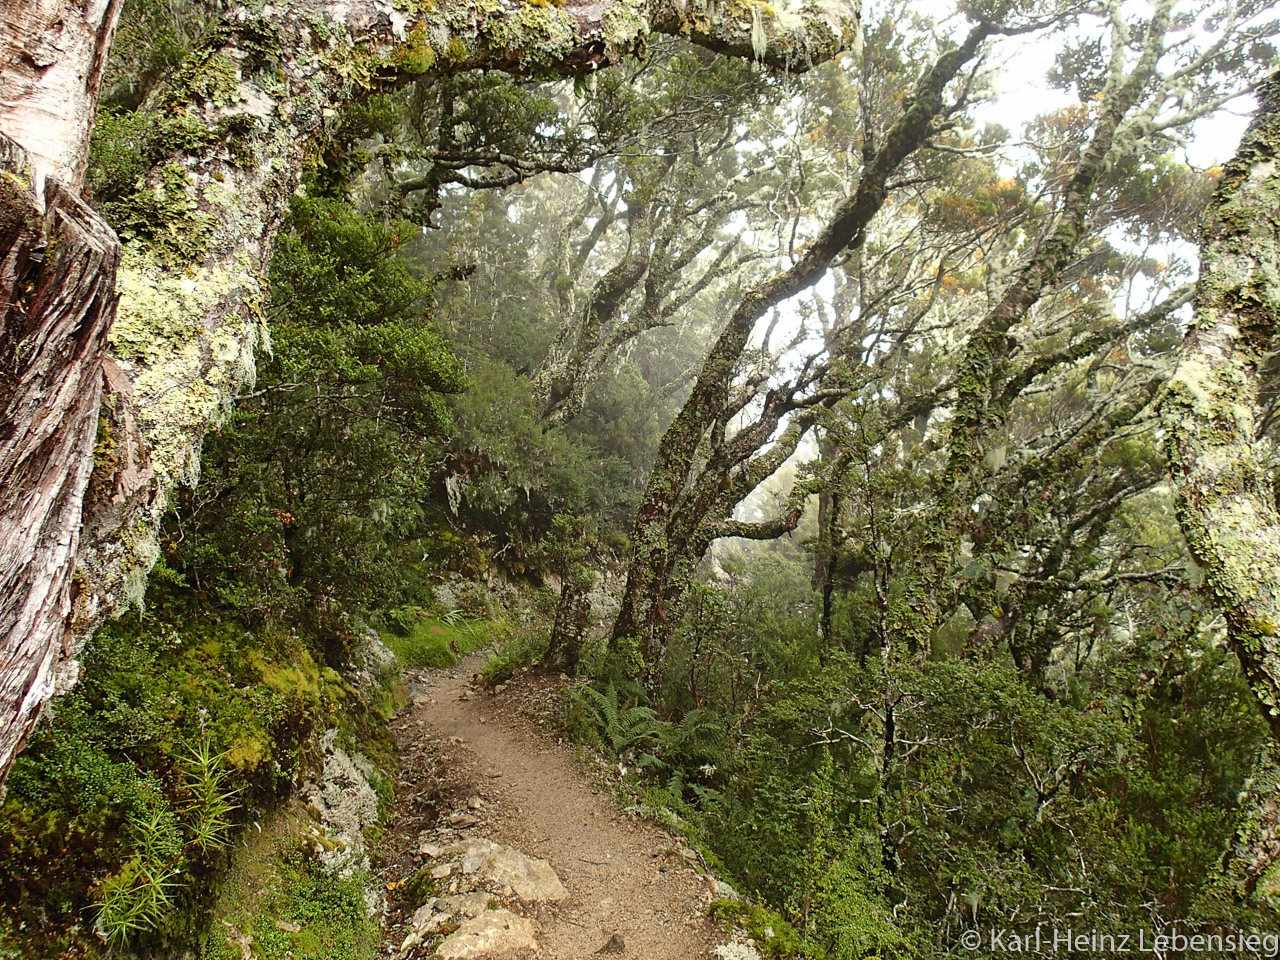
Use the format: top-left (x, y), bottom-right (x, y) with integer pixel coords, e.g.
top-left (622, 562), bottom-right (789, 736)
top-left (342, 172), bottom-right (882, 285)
top-left (0, 0), bottom-right (124, 192)
top-left (0, 136), bottom-right (120, 784)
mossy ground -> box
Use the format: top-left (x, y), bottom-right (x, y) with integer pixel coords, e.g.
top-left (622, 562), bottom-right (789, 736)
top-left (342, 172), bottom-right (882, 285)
top-left (201, 804), bottom-right (380, 960)
top-left (0, 577), bottom-right (396, 958)
top-left (710, 899), bottom-right (808, 959)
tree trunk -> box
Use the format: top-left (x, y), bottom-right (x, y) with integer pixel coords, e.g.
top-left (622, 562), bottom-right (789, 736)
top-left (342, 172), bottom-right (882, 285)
top-left (546, 573), bottom-right (591, 675)
top-left (0, 0), bottom-right (861, 787)
top-left (534, 204), bottom-right (658, 425)
top-left (1163, 71), bottom-right (1280, 904)
top-left (76, 0), bottom-right (852, 613)
top-left (0, 0), bottom-right (123, 193)
top-left (610, 24), bottom-right (994, 675)
top-left (0, 136), bottom-right (120, 784)
top-left (1163, 71), bottom-right (1280, 740)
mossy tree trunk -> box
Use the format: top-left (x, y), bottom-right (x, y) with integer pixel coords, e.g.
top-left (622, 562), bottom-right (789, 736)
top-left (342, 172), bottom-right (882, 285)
top-left (1163, 71), bottom-right (1280, 903)
top-left (534, 195), bottom-right (664, 425)
top-left (608, 23), bottom-right (995, 677)
top-left (533, 150), bottom-right (763, 427)
top-left (545, 571), bottom-right (592, 675)
top-left (1164, 69), bottom-right (1280, 737)
top-left (0, 0), bottom-right (862, 785)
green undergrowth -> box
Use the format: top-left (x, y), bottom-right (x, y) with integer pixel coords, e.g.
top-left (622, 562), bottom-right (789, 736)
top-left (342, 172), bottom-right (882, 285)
top-left (201, 804), bottom-right (379, 960)
top-left (0, 576), bottom-right (397, 958)
top-left (378, 606), bottom-right (498, 668)
top-left (556, 568), bottom-right (1278, 960)
top-left (711, 900), bottom-right (809, 958)
top-left (477, 622), bottom-right (550, 686)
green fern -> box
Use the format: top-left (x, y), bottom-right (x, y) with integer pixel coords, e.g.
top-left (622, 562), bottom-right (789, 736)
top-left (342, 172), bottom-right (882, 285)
top-left (669, 708), bottom-right (728, 770)
top-left (570, 683), bottom-right (668, 760)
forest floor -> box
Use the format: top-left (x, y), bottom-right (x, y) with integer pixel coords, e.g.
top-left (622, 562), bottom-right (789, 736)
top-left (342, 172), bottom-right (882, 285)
top-left (376, 653), bottom-right (722, 960)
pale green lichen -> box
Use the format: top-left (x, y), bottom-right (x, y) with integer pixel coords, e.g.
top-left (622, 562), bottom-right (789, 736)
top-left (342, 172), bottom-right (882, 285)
top-left (104, 243), bottom-right (266, 611)
top-left (750, 5), bottom-right (767, 59)
top-left (602, 2), bottom-right (650, 54)
top-left (120, 520), bottom-right (162, 611)
top-left (1166, 355), bottom-right (1256, 441)
top-left (392, 23), bottom-right (436, 73)
top-left (112, 246), bottom-right (265, 488)
top-left (164, 52), bottom-right (241, 109)
top-left (484, 3), bottom-right (580, 66)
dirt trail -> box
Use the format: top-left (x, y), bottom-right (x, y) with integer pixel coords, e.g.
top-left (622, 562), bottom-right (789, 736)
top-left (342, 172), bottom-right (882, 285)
top-left (379, 655), bottom-right (719, 960)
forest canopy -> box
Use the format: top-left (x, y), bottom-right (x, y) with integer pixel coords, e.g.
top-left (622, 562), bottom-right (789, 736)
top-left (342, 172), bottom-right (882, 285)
top-left (1, 0), bottom-right (1280, 955)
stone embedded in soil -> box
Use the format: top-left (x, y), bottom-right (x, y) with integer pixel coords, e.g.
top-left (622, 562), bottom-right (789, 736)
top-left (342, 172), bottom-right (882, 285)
top-left (388, 655), bottom-right (715, 960)
top-left (712, 879), bottom-right (740, 900)
top-left (434, 909), bottom-right (537, 959)
top-left (409, 892), bottom-right (491, 934)
top-left (596, 932), bottom-right (626, 954)
top-left (444, 839), bottom-right (568, 901)
top-left (479, 843), bottom-right (568, 900)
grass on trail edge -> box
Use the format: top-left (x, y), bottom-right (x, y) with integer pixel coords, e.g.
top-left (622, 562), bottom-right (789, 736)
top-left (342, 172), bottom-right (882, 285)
top-left (380, 616), bottom-right (494, 669)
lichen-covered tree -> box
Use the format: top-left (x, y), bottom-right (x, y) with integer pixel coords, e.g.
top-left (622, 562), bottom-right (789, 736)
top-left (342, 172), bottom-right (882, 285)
top-left (607, 12), bottom-right (1010, 672)
top-left (1163, 70), bottom-right (1280, 904)
top-left (607, 0), bottom-right (1273, 680)
top-left (866, 0), bottom-right (1272, 662)
top-left (0, 0), bottom-right (862, 783)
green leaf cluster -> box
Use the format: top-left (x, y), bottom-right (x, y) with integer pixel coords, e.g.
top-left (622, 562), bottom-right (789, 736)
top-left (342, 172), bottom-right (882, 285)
top-left (168, 194), bottom-right (466, 626)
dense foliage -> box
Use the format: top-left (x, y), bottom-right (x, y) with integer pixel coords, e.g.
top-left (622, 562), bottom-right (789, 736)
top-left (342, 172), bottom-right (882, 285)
top-left (0, 186), bottom-right (440, 956)
top-left (6, 0), bottom-right (1280, 955)
top-left (562, 544), bottom-right (1273, 957)
top-left (167, 194), bottom-right (466, 628)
